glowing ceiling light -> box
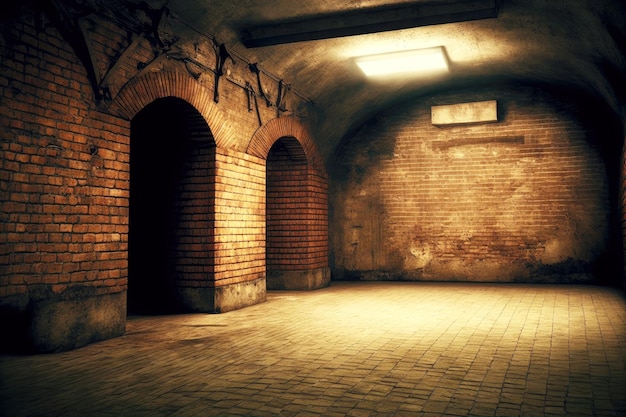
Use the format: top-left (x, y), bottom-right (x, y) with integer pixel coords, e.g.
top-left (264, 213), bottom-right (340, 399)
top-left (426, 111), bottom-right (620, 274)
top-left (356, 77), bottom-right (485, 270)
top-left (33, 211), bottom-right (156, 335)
top-left (355, 46), bottom-right (449, 77)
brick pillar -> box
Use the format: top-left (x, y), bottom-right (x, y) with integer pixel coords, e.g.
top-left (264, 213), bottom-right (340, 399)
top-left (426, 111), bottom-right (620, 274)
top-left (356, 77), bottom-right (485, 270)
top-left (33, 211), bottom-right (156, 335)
top-left (202, 148), bottom-right (267, 312)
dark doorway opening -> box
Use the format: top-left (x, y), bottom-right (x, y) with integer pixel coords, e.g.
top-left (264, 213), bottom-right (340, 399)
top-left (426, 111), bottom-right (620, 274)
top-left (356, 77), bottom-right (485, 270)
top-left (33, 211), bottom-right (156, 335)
top-left (129, 97), bottom-right (215, 314)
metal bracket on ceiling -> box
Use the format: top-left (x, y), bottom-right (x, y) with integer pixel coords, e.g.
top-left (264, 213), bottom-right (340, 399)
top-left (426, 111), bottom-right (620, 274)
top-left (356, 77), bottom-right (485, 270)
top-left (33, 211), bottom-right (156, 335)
top-left (212, 42), bottom-right (233, 103)
top-left (48, 1), bottom-right (182, 102)
top-left (29, 0), bottom-right (312, 111)
top-left (246, 81), bottom-right (263, 126)
top-left (249, 63), bottom-right (272, 107)
top-left (245, 81), bottom-right (254, 113)
top-left (275, 80), bottom-right (289, 118)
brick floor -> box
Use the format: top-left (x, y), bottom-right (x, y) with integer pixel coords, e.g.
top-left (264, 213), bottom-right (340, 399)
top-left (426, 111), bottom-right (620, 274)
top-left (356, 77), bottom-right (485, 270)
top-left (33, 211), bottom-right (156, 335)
top-left (1, 282), bottom-right (625, 417)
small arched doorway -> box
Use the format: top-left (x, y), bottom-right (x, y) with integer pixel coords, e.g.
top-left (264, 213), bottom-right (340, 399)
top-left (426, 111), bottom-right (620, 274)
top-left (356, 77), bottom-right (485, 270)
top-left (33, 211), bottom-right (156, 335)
top-left (129, 97), bottom-right (216, 314)
top-left (266, 136), bottom-right (330, 290)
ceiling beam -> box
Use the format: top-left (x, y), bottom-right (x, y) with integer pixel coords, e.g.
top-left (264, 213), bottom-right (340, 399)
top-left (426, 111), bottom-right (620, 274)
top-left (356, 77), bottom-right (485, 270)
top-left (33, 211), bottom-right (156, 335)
top-left (241, 0), bottom-right (498, 48)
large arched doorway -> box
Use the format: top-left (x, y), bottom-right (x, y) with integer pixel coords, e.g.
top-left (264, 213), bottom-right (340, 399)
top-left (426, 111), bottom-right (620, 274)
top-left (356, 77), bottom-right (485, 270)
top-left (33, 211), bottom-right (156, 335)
top-left (129, 97), bottom-right (216, 314)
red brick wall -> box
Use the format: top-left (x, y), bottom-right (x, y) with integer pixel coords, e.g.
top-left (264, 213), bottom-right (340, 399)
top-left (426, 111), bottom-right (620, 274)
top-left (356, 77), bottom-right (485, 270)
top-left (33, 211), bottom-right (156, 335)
top-left (0, 15), bottom-right (129, 305)
top-left (0, 14), bottom-right (130, 350)
top-left (331, 87), bottom-right (613, 283)
top-left (306, 167), bottom-right (330, 271)
top-left (267, 139), bottom-right (309, 271)
top-left (266, 137), bottom-right (328, 273)
top-left (172, 139), bottom-right (216, 290)
top-left (0, 8), bottom-right (328, 350)
top-left (213, 148), bottom-right (266, 286)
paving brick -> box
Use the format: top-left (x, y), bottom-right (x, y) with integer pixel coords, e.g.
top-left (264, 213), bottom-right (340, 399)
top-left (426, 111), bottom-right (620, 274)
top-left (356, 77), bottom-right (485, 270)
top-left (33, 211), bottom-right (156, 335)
top-left (1, 282), bottom-right (625, 416)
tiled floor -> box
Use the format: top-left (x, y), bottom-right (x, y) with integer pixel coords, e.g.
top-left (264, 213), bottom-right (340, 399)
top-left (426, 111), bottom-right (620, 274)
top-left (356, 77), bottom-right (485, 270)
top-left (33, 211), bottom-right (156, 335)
top-left (1, 282), bottom-right (625, 417)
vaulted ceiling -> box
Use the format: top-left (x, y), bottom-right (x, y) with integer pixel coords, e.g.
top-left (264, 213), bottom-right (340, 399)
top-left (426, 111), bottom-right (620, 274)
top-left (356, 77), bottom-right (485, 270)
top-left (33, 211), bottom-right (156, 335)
top-left (166, 0), bottom-right (625, 160)
top-left (38, 0), bottom-right (626, 161)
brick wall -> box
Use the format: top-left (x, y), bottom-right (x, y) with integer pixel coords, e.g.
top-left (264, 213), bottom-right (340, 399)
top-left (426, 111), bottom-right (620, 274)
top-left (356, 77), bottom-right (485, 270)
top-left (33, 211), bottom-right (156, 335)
top-left (172, 139), bottom-right (216, 297)
top-left (266, 138), bottom-right (328, 276)
top-left (306, 167), bottom-right (330, 271)
top-left (1, 7), bottom-right (327, 350)
top-left (213, 148), bottom-right (266, 286)
top-left (267, 138), bottom-right (309, 271)
top-left (331, 86), bottom-right (616, 283)
top-left (0, 15), bottom-right (129, 351)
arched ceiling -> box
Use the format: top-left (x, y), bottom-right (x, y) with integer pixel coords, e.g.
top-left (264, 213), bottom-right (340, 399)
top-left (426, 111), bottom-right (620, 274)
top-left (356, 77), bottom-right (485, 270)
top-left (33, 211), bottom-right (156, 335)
top-left (50, 0), bottom-right (626, 161)
top-left (164, 0), bottom-right (625, 161)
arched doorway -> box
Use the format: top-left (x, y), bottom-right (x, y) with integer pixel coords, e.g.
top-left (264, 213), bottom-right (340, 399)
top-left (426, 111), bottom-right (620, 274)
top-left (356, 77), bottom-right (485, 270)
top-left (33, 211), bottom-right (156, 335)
top-left (266, 137), bottom-right (330, 290)
top-left (129, 97), bottom-right (216, 314)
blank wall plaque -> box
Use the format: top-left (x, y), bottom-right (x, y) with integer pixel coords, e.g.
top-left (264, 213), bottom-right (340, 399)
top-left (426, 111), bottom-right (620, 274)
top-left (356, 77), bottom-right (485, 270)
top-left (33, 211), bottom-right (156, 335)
top-left (431, 100), bottom-right (498, 126)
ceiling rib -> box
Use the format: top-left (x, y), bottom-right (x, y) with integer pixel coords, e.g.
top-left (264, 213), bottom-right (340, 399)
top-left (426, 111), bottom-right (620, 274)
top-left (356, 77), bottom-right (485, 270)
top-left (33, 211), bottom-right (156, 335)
top-left (241, 0), bottom-right (498, 48)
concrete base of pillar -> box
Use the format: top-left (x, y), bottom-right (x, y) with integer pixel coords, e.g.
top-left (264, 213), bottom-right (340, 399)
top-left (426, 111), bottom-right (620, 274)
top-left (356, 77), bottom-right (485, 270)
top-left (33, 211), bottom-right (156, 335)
top-left (25, 291), bottom-right (126, 353)
top-left (177, 276), bottom-right (267, 313)
top-left (267, 267), bottom-right (331, 290)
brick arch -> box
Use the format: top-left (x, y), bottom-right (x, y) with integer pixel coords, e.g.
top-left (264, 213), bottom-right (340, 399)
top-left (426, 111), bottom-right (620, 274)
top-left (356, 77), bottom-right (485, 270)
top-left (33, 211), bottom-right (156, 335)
top-left (247, 117), bottom-right (325, 173)
top-left (107, 71), bottom-right (237, 150)
top-left (261, 117), bottom-right (330, 291)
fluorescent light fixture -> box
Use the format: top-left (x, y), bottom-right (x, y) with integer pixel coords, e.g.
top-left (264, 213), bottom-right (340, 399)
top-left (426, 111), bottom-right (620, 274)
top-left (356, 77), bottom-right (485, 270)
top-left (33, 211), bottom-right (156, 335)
top-left (355, 46), bottom-right (449, 77)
